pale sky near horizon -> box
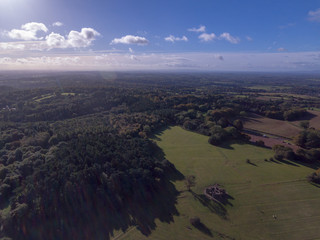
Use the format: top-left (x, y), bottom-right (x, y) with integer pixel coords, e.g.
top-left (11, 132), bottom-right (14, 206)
top-left (0, 0), bottom-right (320, 72)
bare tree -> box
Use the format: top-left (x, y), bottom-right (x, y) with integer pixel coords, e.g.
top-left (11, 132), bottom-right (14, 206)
top-left (185, 175), bottom-right (196, 191)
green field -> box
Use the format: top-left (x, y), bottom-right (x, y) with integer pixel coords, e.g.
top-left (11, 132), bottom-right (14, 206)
top-left (115, 126), bottom-right (320, 240)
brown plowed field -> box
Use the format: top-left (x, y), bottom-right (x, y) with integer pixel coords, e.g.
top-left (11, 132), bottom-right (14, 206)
top-left (242, 113), bottom-right (301, 139)
top-left (247, 134), bottom-right (300, 152)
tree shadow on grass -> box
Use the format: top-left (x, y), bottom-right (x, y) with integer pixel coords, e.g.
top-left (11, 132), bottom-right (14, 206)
top-left (277, 158), bottom-right (300, 167)
top-left (131, 179), bottom-right (180, 236)
top-left (269, 158), bottom-right (281, 164)
top-left (191, 191), bottom-right (233, 220)
top-left (217, 144), bottom-right (234, 150)
top-left (310, 182), bottom-right (320, 189)
top-left (247, 161), bottom-right (258, 167)
top-left (192, 221), bottom-right (213, 237)
top-left (293, 160), bottom-right (320, 170)
top-left (270, 157), bottom-right (320, 170)
top-left (150, 126), bottom-right (173, 141)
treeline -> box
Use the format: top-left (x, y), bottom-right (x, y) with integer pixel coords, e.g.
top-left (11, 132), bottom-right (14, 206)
top-left (233, 97), bottom-right (308, 121)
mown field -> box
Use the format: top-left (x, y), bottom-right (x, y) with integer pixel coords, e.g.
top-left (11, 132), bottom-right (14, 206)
top-left (242, 113), bottom-right (301, 139)
top-left (115, 126), bottom-right (320, 240)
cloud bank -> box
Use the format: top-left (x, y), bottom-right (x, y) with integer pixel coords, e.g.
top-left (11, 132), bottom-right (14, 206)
top-left (1, 51), bottom-right (319, 72)
top-left (1, 22), bottom-right (100, 51)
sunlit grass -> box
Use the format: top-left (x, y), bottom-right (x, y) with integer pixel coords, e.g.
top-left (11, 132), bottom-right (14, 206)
top-left (118, 126), bottom-right (320, 240)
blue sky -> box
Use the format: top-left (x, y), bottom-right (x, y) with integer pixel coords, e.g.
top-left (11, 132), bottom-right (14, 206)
top-left (0, 0), bottom-right (320, 71)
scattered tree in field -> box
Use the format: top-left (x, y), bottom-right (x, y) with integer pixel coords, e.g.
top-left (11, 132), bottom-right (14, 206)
top-left (307, 172), bottom-right (320, 184)
top-left (293, 129), bottom-right (320, 149)
top-left (299, 121), bottom-right (310, 129)
top-left (185, 175), bottom-right (196, 191)
top-left (233, 119), bottom-right (243, 130)
top-left (255, 140), bottom-right (265, 147)
top-left (272, 145), bottom-right (295, 160)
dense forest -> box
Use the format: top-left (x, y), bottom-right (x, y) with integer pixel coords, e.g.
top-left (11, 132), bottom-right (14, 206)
top-left (0, 71), bottom-right (320, 239)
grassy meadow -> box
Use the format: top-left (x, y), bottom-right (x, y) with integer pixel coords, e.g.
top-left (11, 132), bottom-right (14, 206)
top-left (115, 126), bottom-right (320, 240)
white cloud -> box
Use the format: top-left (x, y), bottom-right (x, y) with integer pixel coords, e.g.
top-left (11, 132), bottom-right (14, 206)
top-left (7, 22), bottom-right (48, 40)
top-left (246, 36), bottom-right (253, 41)
top-left (129, 48), bottom-right (134, 53)
top-left (164, 35), bottom-right (188, 43)
top-left (53, 22), bottom-right (63, 27)
top-left (199, 33), bottom-right (216, 42)
top-left (21, 22), bottom-right (48, 33)
top-left (46, 28), bottom-right (100, 49)
top-left (188, 25), bottom-right (206, 33)
top-left (111, 35), bottom-right (149, 45)
top-left (219, 32), bottom-right (240, 44)
top-left (67, 28), bottom-right (100, 48)
top-left (308, 8), bottom-right (320, 22)
top-left (46, 32), bottom-right (67, 48)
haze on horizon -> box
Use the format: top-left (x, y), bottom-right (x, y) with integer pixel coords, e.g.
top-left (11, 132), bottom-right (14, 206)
top-left (0, 0), bottom-right (319, 72)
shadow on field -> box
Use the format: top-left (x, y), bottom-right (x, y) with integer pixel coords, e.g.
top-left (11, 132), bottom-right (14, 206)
top-left (133, 177), bottom-right (181, 236)
top-left (150, 126), bottom-right (173, 141)
top-left (191, 191), bottom-right (233, 219)
top-left (277, 158), bottom-right (300, 167)
top-left (192, 221), bottom-right (213, 237)
top-left (218, 144), bottom-right (234, 150)
top-left (293, 111), bottom-right (317, 121)
top-left (219, 140), bottom-right (253, 150)
top-left (310, 182), bottom-right (320, 189)
top-left (270, 158), bottom-right (281, 164)
top-left (294, 160), bottom-right (320, 170)
top-left (247, 161), bottom-right (258, 167)
top-left (269, 157), bottom-right (320, 170)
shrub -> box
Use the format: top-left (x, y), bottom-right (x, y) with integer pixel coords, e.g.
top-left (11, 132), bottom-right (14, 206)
top-left (256, 140), bottom-right (265, 147)
top-left (307, 172), bottom-right (320, 184)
